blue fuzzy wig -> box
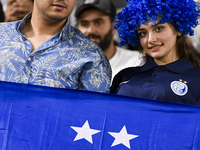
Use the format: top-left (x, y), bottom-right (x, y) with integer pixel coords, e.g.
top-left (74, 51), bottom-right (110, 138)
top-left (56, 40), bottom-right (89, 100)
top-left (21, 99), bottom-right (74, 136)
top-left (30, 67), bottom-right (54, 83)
top-left (115, 0), bottom-right (200, 47)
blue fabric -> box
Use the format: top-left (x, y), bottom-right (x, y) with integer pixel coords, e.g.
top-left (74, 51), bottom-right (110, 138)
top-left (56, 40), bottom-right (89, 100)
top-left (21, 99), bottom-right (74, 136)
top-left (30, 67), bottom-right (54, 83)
top-left (0, 81), bottom-right (200, 150)
top-left (111, 58), bottom-right (200, 105)
top-left (0, 13), bottom-right (111, 93)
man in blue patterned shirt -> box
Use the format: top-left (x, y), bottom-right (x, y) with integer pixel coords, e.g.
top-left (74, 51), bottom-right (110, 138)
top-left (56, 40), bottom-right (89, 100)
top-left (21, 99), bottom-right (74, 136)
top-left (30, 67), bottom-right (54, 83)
top-left (0, 0), bottom-right (112, 93)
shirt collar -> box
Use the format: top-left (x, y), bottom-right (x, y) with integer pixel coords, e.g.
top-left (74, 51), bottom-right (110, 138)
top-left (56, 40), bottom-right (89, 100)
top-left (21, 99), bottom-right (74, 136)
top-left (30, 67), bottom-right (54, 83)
top-left (141, 57), bottom-right (194, 73)
top-left (17, 13), bottom-right (32, 34)
top-left (17, 12), bottom-right (76, 41)
top-left (60, 19), bottom-right (77, 41)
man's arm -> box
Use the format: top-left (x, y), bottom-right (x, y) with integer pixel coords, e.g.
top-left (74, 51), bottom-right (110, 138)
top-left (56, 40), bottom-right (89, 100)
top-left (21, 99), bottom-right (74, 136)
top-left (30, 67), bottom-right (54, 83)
top-left (79, 51), bottom-right (112, 93)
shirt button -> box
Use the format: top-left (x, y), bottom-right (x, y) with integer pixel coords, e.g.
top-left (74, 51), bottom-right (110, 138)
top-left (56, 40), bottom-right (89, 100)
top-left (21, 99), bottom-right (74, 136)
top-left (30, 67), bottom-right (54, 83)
top-left (22, 37), bottom-right (26, 41)
top-left (149, 79), bottom-right (153, 82)
top-left (153, 73), bottom-right (157, 76)
top-left (27, 57), bottom-right (31, 61)
top-left (158, 66), bottom-right (161, 70)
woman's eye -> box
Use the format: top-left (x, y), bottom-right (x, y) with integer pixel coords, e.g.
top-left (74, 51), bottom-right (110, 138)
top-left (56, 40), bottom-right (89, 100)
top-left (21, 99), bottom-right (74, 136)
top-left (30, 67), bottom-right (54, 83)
top-left (155, 26), bottom-right (163, 31)
top-left (138, 32), bottom-right (146, 37)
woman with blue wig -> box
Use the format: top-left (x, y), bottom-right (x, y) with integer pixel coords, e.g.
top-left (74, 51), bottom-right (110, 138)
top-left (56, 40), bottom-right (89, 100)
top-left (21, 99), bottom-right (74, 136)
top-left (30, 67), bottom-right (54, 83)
top-left (110, 0), bottom-right (200, 105)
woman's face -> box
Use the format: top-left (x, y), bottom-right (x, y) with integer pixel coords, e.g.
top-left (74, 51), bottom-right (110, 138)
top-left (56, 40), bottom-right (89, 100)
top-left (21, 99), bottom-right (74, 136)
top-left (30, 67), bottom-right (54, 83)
top-left (137, 21), bottom-right (181, 65)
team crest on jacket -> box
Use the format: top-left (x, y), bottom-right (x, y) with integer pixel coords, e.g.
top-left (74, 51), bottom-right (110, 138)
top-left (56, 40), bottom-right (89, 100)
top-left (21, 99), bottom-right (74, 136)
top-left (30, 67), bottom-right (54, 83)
top-left (170, 80), bottom-right (188, 96)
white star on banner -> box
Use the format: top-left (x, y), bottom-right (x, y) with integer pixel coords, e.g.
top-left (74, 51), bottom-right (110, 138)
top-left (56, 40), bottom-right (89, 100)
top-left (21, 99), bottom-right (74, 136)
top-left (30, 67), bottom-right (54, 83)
top-left (70, 120), bottom-right (101, 144)
top-left (108, 125), bottom-right (139, 149)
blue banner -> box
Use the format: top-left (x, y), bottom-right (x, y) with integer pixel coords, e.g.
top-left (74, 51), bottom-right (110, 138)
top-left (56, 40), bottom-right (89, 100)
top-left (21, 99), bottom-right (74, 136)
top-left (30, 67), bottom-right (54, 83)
top-left (0, 81), bottom-right (200, 150)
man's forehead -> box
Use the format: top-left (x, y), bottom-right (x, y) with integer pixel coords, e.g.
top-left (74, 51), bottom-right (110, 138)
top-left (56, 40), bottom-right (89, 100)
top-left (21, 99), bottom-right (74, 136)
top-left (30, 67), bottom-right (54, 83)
top-left (78, 16), bottom-right (107, 23)
top-left (78, 9), bottom-right (108, 20)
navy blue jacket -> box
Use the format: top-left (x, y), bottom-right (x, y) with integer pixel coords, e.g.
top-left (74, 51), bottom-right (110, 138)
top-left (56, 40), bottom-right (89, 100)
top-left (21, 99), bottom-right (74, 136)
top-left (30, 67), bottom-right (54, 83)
top-left (110, 58), bottom-right (200, 105)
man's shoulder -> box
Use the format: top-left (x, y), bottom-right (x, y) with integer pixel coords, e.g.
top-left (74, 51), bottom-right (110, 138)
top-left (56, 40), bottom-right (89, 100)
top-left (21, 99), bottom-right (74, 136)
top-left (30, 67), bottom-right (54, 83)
top-left (0, 21), bottom-right (19, 32)
top-left (116, 46), bottom-right (140, 55)
top-left (0, 20), bottom-right (19, 26)
top-left (114, 46), bottom-right (143, 65)
top-left (115, 46), bottom-right (142, 59)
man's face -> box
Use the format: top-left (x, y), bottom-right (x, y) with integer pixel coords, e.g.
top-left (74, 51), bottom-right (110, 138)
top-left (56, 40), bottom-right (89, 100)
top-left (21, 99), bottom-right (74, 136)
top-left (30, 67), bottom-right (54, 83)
top-left (34, 0), bottom-right (77, 22)
top-left (78, 8), bottom-right (114, 51)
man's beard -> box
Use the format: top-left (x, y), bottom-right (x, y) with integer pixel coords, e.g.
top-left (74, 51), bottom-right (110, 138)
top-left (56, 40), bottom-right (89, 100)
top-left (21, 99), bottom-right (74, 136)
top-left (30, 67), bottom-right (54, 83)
top-left (87, 28), bottom-right (113, 51)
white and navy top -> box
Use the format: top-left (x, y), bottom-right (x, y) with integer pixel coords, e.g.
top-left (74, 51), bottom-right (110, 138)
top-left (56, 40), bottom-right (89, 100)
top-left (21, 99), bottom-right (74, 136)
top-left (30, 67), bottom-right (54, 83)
top-left (111, 57), bottom-right (200, 105)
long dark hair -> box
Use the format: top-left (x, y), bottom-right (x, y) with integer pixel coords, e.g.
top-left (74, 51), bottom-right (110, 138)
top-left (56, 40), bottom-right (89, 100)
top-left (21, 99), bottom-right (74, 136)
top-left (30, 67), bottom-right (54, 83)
top-left (176, 34), bottom-right (200, 67)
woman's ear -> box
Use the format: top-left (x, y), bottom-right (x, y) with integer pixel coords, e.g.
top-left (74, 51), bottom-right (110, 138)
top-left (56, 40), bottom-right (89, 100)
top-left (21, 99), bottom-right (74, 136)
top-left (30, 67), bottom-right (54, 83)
top-left (177, 31), bottom-right (182, 36)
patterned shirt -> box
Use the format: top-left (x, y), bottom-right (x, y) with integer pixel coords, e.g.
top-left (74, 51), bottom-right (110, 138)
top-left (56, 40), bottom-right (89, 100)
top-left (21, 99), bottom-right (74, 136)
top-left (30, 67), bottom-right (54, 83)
top-left (0, 13), bottom-right (112, 93)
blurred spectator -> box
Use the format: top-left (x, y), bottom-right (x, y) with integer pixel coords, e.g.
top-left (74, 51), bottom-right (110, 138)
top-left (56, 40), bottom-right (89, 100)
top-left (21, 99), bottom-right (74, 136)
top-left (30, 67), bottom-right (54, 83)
top-left (4, 0), bottom-right (33, 22)
top-left (75, 0), bottom-right (143, 80)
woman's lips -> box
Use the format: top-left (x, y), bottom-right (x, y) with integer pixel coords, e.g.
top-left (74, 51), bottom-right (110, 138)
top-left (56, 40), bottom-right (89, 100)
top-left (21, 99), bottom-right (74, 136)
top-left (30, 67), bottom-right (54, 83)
top-left (148, 44), bottom-right (163, 51)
